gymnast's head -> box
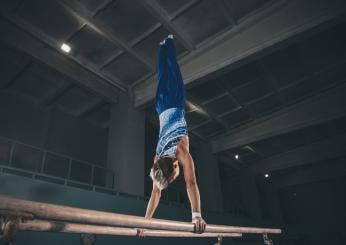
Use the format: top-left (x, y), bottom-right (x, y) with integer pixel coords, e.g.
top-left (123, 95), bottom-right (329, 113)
top-left (150, 157), bottom-right (180, 190)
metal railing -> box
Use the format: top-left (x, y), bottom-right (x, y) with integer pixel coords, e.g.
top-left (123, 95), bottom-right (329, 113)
top-left (0, 136), bottom-right (248, 216)
top-left (0, 136), bottom-right (114, 189)
top-left (0, 136), bottom-right (190, 209)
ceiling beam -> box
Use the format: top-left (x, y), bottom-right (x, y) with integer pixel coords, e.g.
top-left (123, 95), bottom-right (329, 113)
top-left (138, 0), bottom-right (195, 51)
top-left (218, 78), bottom-right (256, 120)
top-left (215, 0), bottom-right (237, 26)
top-left (40, 83), bottom-right (74, 106)
top-left (212, 82), bottom-right (346, 153)
top-left (129, 24), bottom-right (161, 48)
top-left (188, 96), bottom-right (229, 132)
top-left (1, 11), bottom-right (127, 92)
top-left (133, 0), bottom-right (346, 108)
top-left (254, 133), bottom-right (346, 174)
top-left (0, 18), bottom-right (119, 103)
top-left (77, 99), bottom-right (105, 118)
top-left (0, 62), bottom-right (33, 89)
top-left (169, 0), bottom-right (200, 21)
top-left (59, 0), bottom-right (154, 70)
top-left (189, 129), bottom-right (207, 141)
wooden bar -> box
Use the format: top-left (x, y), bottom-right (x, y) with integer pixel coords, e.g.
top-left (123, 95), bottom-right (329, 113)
top-left (16, 219), bottom-right (243, 238)
top-left (0, 195), bottom-right (281, 234)
top-left (18, 220), bottom-right (137, 236)
top-left (141, 229), bottom-right (242, 238)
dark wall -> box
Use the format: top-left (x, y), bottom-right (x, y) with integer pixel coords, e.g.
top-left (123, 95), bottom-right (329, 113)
top-left (0, 91), bottom-right (108, 167)
top-left (0, 92), bottom-right (50, 147)
top-left (219, 163), bottom-right (246, 214)
top-left (279, 177), bottom-right (346, 244)
top-left (257, 157), bottom-right (346, 245)
top-left (46, 109), bottom-right (108, 166)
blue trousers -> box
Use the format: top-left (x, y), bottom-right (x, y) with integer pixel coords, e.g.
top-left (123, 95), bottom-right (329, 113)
top-left (155, 38), bottom-right (185, 115)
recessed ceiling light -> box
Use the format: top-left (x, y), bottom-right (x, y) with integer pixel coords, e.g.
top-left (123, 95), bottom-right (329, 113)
top-left (61, 43), bottom-right (71, 53)
top-left (264, 173), bottom-right (269, 178)
top-left (234, 154), bottom-right (239, 160)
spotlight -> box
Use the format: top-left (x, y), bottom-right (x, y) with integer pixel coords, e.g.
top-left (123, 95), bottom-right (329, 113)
top-left (264, 173), bottom-right (269, 178)
top-left (234, 154), bottom-right (239, 160)
top-left (61, 43), bottom-right (71, 53)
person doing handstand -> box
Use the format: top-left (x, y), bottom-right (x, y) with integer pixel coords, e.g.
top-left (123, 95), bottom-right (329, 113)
top-left (144, 35), bottom-right (206, 233)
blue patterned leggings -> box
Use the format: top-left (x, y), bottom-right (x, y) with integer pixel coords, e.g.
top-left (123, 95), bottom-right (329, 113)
top-left (155, 37), bottom-right (185, 115)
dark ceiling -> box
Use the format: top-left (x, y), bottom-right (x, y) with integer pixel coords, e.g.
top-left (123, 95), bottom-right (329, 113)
top-left (1, 0), bottom-right (346, 177)
top-left (185, 20), bottom-right (346, 139)
top-left (1, 0), bottom-right (273, 91)
top-left (0, 0), bottom-right (276, 129)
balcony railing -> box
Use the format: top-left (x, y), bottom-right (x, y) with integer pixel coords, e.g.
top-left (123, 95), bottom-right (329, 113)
top-left (0, 136), bottom-right (114, 189)
top-left (0, 136), bottom-right (247, 216)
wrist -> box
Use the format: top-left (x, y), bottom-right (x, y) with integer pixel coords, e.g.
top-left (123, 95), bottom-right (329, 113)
top-left (192, 212), bottom-right (202, 220)
top-left (145, 213), bottom-right (152, 219)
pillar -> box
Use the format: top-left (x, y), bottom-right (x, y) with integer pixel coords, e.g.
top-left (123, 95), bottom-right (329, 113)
top-left (107, 95), bottom-right (145, 196)
top-left (195, 141), bottom-right (223, 213)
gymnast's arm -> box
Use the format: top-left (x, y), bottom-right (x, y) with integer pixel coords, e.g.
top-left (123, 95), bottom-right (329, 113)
top-left (176, 136), bottom-right (206, 233)
top-left (145, 181), bottom-right (161, 219)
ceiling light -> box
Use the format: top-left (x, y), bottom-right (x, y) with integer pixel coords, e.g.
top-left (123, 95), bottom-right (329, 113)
top-left (186, 100), bottom-right (208, 116)
top-left (186, 101), bottom-right (198, 112)
top-left (61, 43), bottom-right (71, 53)
top-left (264, 173), bottom-right (269, 178)
top-left (234, 154), bottom-right (239, 160)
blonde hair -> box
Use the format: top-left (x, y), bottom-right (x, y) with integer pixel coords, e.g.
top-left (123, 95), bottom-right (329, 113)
top-left (149, 157), bottom-right (175, 190)
top-left (149, 167), bottom-right (168, 190)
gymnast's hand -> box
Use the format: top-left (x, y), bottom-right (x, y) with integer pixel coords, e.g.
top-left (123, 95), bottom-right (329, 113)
top-left (192, 216), bottom-right (206, 233)
top-left (137, 228), bottom-right (146, 238)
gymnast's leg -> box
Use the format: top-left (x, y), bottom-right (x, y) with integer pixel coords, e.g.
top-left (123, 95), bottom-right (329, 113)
top-left (155, 35), bottom-right (185, 116)
top-left (165, 36), bottom-right (186, 109)
top-left (155, 38), bottom-right (168, 115)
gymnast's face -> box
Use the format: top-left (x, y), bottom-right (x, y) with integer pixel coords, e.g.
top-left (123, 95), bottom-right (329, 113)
top-left (168, 159), bottom-right (180, 184)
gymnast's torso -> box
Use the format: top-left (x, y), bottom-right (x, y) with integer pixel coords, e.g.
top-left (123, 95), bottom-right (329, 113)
top-left (155, 107), bottom-right (188, 158)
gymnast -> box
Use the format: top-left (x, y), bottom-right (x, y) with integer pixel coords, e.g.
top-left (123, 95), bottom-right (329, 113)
top-left (144, 35), bottom-right (206, 233)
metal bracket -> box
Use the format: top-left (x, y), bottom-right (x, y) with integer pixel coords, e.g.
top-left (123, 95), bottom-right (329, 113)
top-left (263, 233), bottom-right (273, 245)
top-left (0, 210), bottom-right (34, 245)
top-left (0, 216), bottom-right (19, 245)
top-left (214, 236), bottom-right (222, 245)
